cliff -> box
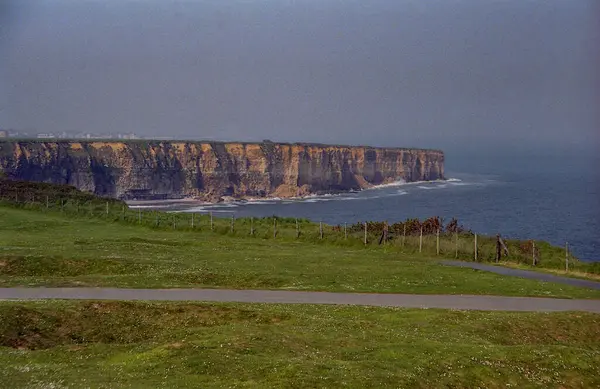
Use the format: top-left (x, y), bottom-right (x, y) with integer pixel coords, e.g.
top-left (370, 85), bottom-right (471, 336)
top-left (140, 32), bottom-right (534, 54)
top-left (0, 141), bottom-right (444, 201)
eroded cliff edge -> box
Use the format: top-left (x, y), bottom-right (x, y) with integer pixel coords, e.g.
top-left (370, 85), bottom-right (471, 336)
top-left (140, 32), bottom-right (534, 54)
top-left (0, 141), bottom-right (444, 201)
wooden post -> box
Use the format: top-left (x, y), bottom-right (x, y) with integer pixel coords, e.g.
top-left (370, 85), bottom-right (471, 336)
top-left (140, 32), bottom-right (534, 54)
top-left (532, 241), bottom-right (536, 266)
top-left (46, 196), bottom-right (49, 209)
top-left (436, 228), bottom-right (440, 255)
top-left (319, 222), bottom-right (323, 239)
top-left (122, 204), bottom-right (125, 220)
top-left (344, 223), bottom-right (347, 240)
top-left (155, 214), bottom-right (159, 227)
top-left (364, 222), bottom-right (367, 245)
top-left (402, 224), bottom-right (406, 250)
top-left (231, 215), bottom-right (235, 233)
top-left (250, 217), bottom-right (254, 236)
top-left (565, 242), bottom-right (569, 272)
top-left (273, 217), bottom-right (277, 238)
top-left (106, 202), bottom-right (109, 215)
top-left (61, 199), bottom-right (64, 212)
top-left (455, 231), bottom-right (458, 259)
top-left (419, 226), bottom-right (423, 253)
top-left (191, 213), bottom-right (195, 228)
top-left (296, 218), bottom-right (300, 238)
top-left (210, 212), bottom-right (213, 231)
top-left (382, 221), bottom-right (388, 244)
top-left (474, 234), bottom-right (478, 261)
top-left (495, 234), bottom-right (501, 263)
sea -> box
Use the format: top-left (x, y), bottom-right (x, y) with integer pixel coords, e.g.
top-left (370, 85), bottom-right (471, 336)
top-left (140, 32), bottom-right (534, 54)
top-left (129, 150), bottom-right (600, 261)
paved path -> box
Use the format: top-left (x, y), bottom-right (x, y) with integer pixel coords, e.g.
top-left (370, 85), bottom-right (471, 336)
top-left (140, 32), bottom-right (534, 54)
top-left (1, 287), bottom-right (599, 312)
top-left (441, 260), bottom-right (600, 290)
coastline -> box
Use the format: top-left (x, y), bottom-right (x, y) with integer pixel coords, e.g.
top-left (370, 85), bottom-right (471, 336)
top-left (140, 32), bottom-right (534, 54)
top-left (125, 178), bottom-right (453, 208)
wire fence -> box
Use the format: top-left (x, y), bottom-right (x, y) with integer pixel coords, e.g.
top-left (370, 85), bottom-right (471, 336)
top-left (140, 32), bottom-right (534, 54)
top-left (0, 181), bottom-right (585, 274)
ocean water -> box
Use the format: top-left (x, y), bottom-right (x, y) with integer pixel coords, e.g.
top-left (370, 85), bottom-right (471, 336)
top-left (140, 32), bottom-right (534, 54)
top-left (130, 151), bottom-right (600, 261)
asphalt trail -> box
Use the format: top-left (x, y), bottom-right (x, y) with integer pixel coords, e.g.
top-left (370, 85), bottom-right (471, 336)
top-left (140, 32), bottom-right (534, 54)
top-left (1, 288), bottom-right (599, 312)
top-left (441, 260), bottom-right (600, 290)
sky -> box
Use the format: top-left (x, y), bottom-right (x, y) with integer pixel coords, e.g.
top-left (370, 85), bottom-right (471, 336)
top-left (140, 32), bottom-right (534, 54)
top-left (1, 0), bottom-right (598, 155)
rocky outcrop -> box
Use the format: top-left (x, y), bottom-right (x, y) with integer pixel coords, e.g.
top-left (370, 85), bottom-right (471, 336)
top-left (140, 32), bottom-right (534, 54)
top-left (0, 141), bottom-right (444, 201)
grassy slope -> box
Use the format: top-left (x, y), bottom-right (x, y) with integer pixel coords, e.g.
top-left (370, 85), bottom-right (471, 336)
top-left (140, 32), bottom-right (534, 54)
top-left (1, 206), bottom-right (599, 299)
top-left (0, 301), bottom-right (599, 389)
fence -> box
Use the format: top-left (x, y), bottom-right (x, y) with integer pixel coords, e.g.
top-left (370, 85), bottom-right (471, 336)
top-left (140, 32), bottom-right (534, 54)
top-left (0, 188), bottom-right (579, 273)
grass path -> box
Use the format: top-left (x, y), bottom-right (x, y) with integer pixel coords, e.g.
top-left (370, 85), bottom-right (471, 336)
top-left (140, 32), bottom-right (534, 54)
top-left (2, 206), bottom-right (600, 299)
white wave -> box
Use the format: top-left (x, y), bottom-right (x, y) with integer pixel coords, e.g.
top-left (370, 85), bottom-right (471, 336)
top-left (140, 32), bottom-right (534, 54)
top-left (397, 190), bottom-right (408, 195)
top-left (128, 204), bottom-right (174, 209)
top-left (446, 178), bottom-right (462, 182)
top-left (368, 179), bottom-right (407, 189)
top-left (180, 207), bottom-right (235, 213)
top-left (417, 186), bottom-right (436, 190)
top-left (368, 178), bottom-right (452, 190)
top-left (302, 198), bottom-right (334, 203)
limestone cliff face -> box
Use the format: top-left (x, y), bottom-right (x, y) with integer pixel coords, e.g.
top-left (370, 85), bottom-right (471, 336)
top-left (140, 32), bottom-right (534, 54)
top-left (0, 141), bottom-right (444, 201)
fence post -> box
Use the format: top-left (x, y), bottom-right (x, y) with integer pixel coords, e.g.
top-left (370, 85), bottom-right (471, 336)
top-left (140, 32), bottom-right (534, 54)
top-left (138, 209), bottom-right (142, 224)
top-left (210, 212), bottom-right (214, 231)
top-left (532, 241), bottom-right (536, 266)
top-left (61, 199), bottom-right (64, 212)
top-left (419, 226), bottom-right (423, 253)
top-left (273, 217), bottom-right (277, 238)
top-left (191, 213), bottom-right (195, 228)
top-left (296, 218), bottom-right (300, 238)
top-left (455, 232), bottom-right (458, 259)
top-left (565, 242), bottom-right (569, 272)
top-left (319, 222), bottom-right (323, 239)
top-left (436, 228), bottom-right (440, 255)
top-left (106, 202), bottom-right (109, 215)
top-left (122, 204), bottom-right (125, 220)
top-left (231, 215), bottom-right (235, 233)
top-left (402, 224), bottom-right (406, 250)
top-left (344, 223), bottom-right (347, 240)
top-left (474, 234), bottom-right (478, 261)
top-left (250, 217), bottom-right (254, 236)
top-left (46, 196), bottom-right (49, 209)
top-left (172, 215), bottom-right (176, 229)
top-left (364, 222), bottom-right (367, 245)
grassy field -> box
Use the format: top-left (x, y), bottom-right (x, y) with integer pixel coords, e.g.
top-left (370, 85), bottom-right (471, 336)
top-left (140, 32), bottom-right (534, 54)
top-left (0, 300), bottom-right (599, 388)
top-left (1, 205), bottom-right (599, 299)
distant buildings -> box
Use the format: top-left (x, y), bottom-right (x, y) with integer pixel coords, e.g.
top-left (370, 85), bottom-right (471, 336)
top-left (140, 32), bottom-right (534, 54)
top-left (0, 129), bottom-right (151, 140)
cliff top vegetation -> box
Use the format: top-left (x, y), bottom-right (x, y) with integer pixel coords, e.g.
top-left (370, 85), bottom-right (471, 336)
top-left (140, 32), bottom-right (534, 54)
top-left (0, 179), bottom-right (598, 294)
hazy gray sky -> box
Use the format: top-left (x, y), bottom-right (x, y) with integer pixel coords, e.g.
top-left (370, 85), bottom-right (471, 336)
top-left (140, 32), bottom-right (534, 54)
top-left (1, 0), bottom-right (598, 153)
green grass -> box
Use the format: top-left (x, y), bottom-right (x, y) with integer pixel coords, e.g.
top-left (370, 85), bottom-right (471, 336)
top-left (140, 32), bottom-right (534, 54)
top-left (0, 300), bottom-right (599, 388)
top-left (0, 178), bottom-right (593, 274)
top-left (1, 206), bottom-right (599, 299)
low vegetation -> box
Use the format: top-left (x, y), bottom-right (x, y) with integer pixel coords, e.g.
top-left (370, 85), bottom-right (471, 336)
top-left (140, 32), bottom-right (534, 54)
top-left (1, 300), bottom-right (599, 388)
top-left (0, 178), bottom-right (590, 271)
top-left (1, 179), bottom-right (599, 387)
top-left (1, 203), bottom-right (599, 298)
